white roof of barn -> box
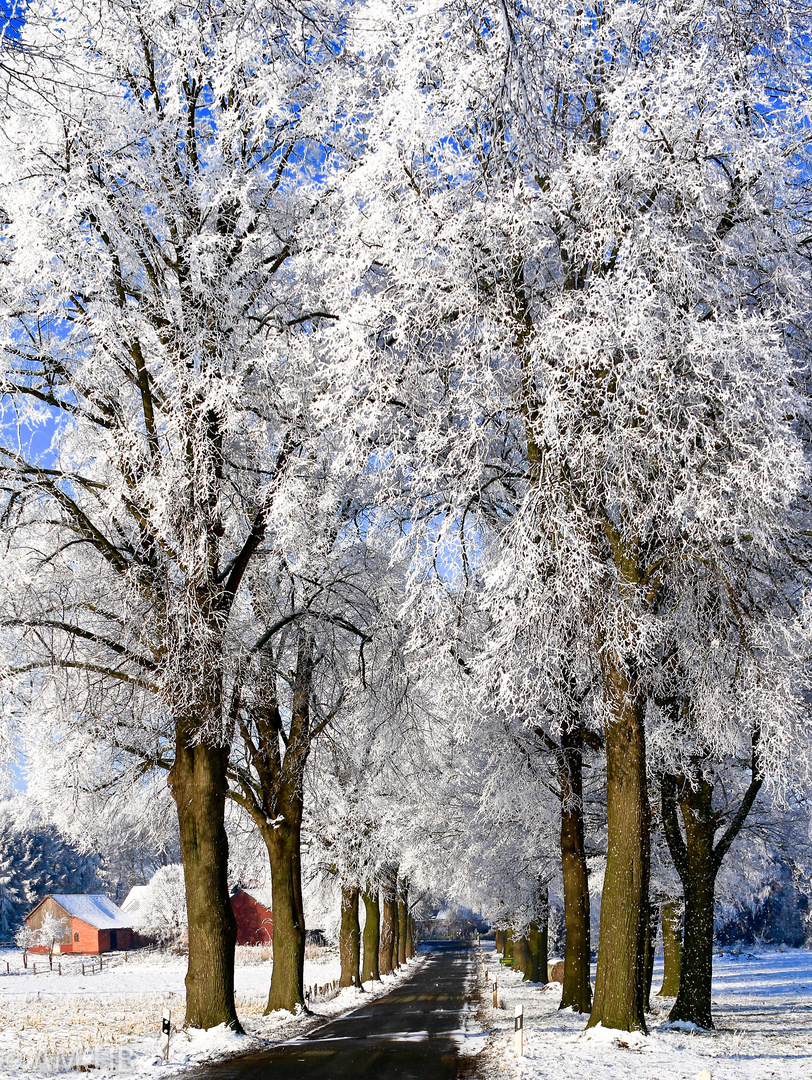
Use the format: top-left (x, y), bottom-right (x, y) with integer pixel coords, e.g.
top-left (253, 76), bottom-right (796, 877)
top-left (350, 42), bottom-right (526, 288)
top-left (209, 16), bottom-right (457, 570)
top-left (238, 888), bottom-right (272, 910)
top-left (50, 894), bottom-right (133, 930)
top-left (120, 885), bottom-right (151, 916)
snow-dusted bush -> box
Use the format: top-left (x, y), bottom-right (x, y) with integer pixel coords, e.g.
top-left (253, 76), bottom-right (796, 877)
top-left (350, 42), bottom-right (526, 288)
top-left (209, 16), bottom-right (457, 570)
top-left (133, 865), bottom-right (187, 948)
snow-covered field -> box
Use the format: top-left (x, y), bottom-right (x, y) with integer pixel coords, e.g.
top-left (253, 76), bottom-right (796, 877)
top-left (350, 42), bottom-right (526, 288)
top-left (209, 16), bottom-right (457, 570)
top-left (0, 944), bottom-right (418, 1078)
top-left (479, 944), bottom-right (812, 1080)
top-left (4, 942), bottom-right (811, 1079)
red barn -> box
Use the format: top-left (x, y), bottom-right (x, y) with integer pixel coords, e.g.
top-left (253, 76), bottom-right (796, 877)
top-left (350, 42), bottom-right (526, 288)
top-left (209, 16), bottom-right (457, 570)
top-left (231, 889), bottom-right (273, 946)
top-left (26, 894), bottom-right (134, 955)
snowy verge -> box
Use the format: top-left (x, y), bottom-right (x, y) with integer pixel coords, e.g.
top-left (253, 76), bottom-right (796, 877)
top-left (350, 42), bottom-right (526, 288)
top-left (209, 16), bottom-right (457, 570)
top-left (475, 944), bottom-right (812, 1080)
top-left (0, 946), bottom-right (424, 1078)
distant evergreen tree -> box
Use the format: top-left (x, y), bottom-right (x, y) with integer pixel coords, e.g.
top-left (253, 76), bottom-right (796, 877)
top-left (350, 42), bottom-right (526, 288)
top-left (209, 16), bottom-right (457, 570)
top-left (0, 799), bottom-right (102, 936)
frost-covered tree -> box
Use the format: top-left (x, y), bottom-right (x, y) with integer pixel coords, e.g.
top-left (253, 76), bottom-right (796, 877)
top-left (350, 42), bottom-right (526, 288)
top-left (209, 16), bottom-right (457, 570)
top-left (336, 0), bottom-right (812, 1031)
top-left (36, 911), bottom-right (69, 960)
top-left (0, 0), bottom-right (363, 1029)
top-left (0, 797), bottom-right (102, 935)
top-left (137, 864), bottom-right (188, 949)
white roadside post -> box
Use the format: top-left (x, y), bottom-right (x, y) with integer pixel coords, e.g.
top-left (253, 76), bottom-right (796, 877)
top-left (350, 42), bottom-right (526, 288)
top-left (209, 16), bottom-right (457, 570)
top-left (514, 1004), bottom-right (524, 1057)
top-left (161, 1008), bottom-right (171, 1062)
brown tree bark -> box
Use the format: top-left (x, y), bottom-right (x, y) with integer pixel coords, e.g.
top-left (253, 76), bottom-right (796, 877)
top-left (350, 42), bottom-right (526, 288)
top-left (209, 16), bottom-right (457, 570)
top-left (379, 870), bottom-right (397, 975)
top-left (504, 931), bottom-right (514, 960)
top-left (264, 814), bottom-right (306, 1013)
top-left (661, 735), bottom-right (763, 1030)
top-left (227, 636), bottom-right (315, 1014)
top-left (495, 929), bottom-right (507, 955)
top-left (362, 887), bottom-right (380, 983)
top-left (658, 898), bottom-right (682, 997)
top-left (531, 886), bottom-right (549, 983)
top-left (525, 924), bottom-right (541, 982)
top-left (339, 886), bottom-right (361, 988)
top-left (513, 933), bottom-right (531, 978)
top-left (588, 660), bottom-right (650, 1033)
top-left (405, 912), bottom-right (414, 958)
top-left (643, 900), bottom-right (659, 1012)
top-left (169, 733), bottom-right (240, 1031)
top-left (560, 723), bottom-right (592, 1013)
top-left (665, 772), bottom-right (715, 1027)
top-left (397, 880), bottom-right (409, 966)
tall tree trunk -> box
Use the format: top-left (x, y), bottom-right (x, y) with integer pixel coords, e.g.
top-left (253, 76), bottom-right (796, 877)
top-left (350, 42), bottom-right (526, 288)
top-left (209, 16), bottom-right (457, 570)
top-left (643, 900), bottom-right (659, 1012)
top-left (658, 898), bottom-right (682, 997)
top-left (380, 871), bottom-right (397, 975)
top-left (169, 733), bottom-right (240, 1031)
top-left (495, 929), bottom-right (506, 955)
top-left (525, 923), bottom-right (541, 982)
top-left (560, 723), bottom-right (592, 1013)
top-left (339, 886), bottom-right (361, 988)
top-left (513, 932), bottom-right (531, 978)
top-left (504, 931), bottom-right (514, 960)
top-left (668, 775), bottom-right (716, 1028)
top-left (661, 727), bottom-right (763, 1029)
top-left (397, 880), bottom-right (408, 966)
top-left (362, 887), bottom-right (380, 983)
top-left (264, 815), bottom-right (306, 1013)
top-left (588, 663), bottom-right (650, 1033)
top-left (534, 886), bottom-right (549, 982)
top-left (406, 913), bottom-right (414, 958)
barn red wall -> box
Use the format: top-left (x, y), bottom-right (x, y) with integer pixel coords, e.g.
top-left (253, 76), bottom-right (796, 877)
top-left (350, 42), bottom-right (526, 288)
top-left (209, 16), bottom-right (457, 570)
top-left (231, 892), bottom-right (273, 946)
top-left (26, 903), bottom-right (133, 955)
top-left (64, 918), bottom-right (101, 955)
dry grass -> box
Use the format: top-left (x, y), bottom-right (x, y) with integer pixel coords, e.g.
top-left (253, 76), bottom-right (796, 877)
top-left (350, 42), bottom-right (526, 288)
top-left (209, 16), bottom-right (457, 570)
top-left (0, 991), bottom-right (177, 1068)
top-left (235, 943), bottom-right (273, 965)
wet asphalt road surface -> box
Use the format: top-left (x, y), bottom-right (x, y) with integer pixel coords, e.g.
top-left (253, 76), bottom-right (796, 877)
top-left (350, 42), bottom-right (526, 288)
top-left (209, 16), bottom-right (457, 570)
top-left (194, 943), bottom-right (478, 1080)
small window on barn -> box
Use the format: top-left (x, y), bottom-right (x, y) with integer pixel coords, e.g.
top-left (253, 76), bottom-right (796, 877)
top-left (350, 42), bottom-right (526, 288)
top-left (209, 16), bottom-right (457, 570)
top-left (74, 932), bottom-right (79, 942)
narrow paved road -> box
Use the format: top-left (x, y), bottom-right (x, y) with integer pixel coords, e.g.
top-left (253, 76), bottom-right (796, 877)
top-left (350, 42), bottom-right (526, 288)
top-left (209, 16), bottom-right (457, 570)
top-left (194, 943), bottom-right (479, 1080)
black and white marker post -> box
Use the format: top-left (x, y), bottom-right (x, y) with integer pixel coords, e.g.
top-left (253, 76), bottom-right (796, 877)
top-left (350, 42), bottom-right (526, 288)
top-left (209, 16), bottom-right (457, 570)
top-left (161, 1008), bottom-right (171, 1062)
top-left (514, 1004), bottom-right (523, 1057)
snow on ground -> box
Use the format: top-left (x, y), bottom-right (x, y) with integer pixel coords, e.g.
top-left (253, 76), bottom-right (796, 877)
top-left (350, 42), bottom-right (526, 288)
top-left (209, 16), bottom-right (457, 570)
top-left (0, 944), bottom-right (422, 1078)
top-left (478, 943), bottom-right (812, 1080)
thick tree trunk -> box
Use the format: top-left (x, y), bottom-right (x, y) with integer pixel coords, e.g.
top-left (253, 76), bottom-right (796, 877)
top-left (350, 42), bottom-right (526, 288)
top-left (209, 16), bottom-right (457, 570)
top-left (661, 730), bottom-right (763, 1029)
top-left (169, 733), bottom-right (239, 1031)
top-left (669, 777), bottom-right (716, 1029)
top-left (504, 932), bottom-right (514, 960)
top-left (380, 874), bottom-right (397, 975)
top-left (495, 929), bottom-right (506, 955)
top-left (406, 913), bottom-right (414, 958)
top-left (560, 723), bottom-right (592, 1013)
top-left (339, 886), bottom-right (361, 988)
top-left (658, 898), bottom-right (682, 997)
top-left (513, 933), bottom-right (531, 978)
top-left (525, 923), bottom-right (542, 982)
top-left (362, 887), bottom-right (380, 983)
top-left (643, 900), bottom-right (659, 1012)
top-left (532, 887), bottom-right (549, 982)
top-left (264, 816), bottom-right (306, 1013)
top-left (397, 881), bottom-right (408, 966)
top-left (588, 664), bottom-right (650, 1033)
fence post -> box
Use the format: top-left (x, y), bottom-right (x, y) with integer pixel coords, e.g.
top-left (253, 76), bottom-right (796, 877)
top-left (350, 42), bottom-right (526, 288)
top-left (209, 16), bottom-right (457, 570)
top-left (32, 963), bottom-right (36, 975)
top-left (161, 1007), bottom-right (171, 1061)
top-left (514, 1004), bottom-right (524, 1057)
top-left (492, 980), bottom-right (497, 1008)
